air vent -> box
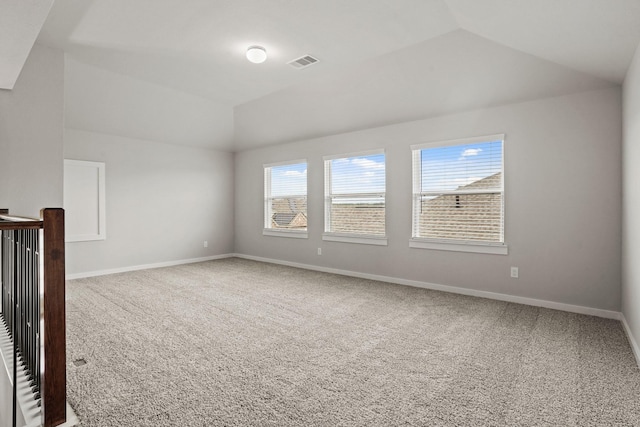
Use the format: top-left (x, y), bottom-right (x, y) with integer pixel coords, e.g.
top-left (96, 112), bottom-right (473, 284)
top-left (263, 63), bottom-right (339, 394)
top-left (287, 55), bottom-right (319, 69)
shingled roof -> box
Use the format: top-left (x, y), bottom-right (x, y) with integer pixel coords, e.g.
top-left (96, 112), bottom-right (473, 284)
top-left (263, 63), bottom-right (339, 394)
top-left (271, 211), bottom-right (307, 229)
top-left (419, 172), bottom-right (503, 242)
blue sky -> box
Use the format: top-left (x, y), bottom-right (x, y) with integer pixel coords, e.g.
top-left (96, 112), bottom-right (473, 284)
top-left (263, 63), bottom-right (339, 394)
top-left (330, 153), bottom-right (385, 194)
top-left (270, 154), bottom-right (386, 198)
top-left (270, 162), bottom-right (307, 197)
top-left (420, 140), bottom-right (502, 192)
top-left (269, 143), bottom-right (500, 198)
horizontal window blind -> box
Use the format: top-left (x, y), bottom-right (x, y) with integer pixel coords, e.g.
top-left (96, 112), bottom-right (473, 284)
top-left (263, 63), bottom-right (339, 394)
top-left (264, 161), bottom-right (307, 231)
top-left (412, 137), bottom-right (504, 243)
top-left (324, 151), bottom-right (386, 236)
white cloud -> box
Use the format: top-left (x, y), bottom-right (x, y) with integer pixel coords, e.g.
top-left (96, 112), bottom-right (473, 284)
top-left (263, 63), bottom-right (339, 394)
top-left (351, 157), bottom-right (385, 170)
top-left (461, 148), bottom-right (482, 158)
top-left (282, 169), bottom-right (307, 177)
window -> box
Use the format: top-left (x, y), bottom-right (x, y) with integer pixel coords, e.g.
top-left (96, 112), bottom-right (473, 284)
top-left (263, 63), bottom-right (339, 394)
top-left (411, 135), bottom-right (506, 254)
top-left (323, 150), bottom-right (386, 245)
top-left (264, 160), bottom-right (308, 238)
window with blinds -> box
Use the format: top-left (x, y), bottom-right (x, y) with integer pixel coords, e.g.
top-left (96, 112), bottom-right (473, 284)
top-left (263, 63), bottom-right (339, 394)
top-left (411, 135), bottom-right (504, 246)
top-left (323, 150), bottom-right (386, 243)
top-left (264, 160), bottom-right (308, 237)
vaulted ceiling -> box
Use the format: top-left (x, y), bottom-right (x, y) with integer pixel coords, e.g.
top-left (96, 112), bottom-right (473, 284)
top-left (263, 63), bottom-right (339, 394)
top-left (3, 0), bottom-right (640, 150)
top-left (0, 0), bottom-right (54, 89)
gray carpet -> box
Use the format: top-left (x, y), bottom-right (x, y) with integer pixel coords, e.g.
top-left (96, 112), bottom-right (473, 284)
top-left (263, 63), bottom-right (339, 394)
top-left (65, 258), bottom-right (640, 426)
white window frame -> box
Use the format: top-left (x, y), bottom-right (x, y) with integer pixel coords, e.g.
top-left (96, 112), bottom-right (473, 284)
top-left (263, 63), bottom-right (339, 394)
top-left (410, 134), bottom-right (507, 255)
top-left (323, 149), bottom-right (387, 246)
top-left (263, 159), bottom-right (308, 239)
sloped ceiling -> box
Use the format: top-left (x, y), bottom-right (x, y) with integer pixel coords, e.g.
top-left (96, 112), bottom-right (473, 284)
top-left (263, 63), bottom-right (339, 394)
top-left (3, 0), bottom-right (640, 150)
top-left (38, 0), bottom-right (459, 105)
top-left (446, 0), bottom-right (640, 83)
top-left (0, 0), bottom-right (54, 89)
top-left (234, 30), bottom-right (615, 149)
top-left (65, 58), bottom-right (235, 150)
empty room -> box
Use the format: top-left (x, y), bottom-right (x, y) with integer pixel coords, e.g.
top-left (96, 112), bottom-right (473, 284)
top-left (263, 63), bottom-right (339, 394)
top-left (2, 0), bottom-right (640, 426)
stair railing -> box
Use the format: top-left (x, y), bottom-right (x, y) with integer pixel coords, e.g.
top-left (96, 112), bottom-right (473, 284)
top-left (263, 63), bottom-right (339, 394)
top-left (0, 208), bottom-right (66, 427)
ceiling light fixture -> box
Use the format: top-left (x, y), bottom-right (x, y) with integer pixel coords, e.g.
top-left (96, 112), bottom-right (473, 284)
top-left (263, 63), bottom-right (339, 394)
top-left (246, 46), bottom-right (267, 64)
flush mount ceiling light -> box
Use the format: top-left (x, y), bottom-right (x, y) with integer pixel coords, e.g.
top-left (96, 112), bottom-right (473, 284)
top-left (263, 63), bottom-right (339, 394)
top-left (246, 46), bottom-right (267, 64)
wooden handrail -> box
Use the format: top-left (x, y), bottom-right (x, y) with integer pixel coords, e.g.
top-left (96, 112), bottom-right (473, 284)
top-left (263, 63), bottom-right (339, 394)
top-left (0, 213), bottom-right (43, 230)
top-left (0, 213), bottom-right (39, 221)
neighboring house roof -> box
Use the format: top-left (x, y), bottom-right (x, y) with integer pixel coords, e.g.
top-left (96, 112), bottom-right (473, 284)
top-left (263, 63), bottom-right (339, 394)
top-left (329, 204), bottom-right (386, 236)
top-left (271, 198), bottom-right (307, 215)
top-left (272, 211), bottom-right (307, 228)
top-left (457, 172), bottom-right (502, 190)
top-left (420, 172), bottom-right (503, 242)
top-left (272, 213), bottom-right (297, 226)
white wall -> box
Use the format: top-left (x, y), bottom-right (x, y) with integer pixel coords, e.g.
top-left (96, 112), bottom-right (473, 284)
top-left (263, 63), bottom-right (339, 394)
top-left (0, 43), bottom-right (61, 427)
top-left (622, 43), bottom-right (640, 352)
top-left (235, 87), bottom-right (622, 312)
top-left (64, 129), bottom-right (234, 276)
top-left (0, 43), bottom-right (64, 217)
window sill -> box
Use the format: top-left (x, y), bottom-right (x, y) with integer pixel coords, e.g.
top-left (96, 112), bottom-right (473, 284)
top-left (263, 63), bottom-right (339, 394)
top-left (263, 229), bottom-right (308, 239)
top-left (323, 233), bottom-right (388, 246)
top-left (409, 239), bottom-right (508, 255)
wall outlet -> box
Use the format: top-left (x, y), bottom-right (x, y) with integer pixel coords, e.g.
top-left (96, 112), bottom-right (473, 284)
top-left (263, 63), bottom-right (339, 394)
top-left (317, 248), bottom-right (322, 255)
top-left (203, 241), bottom-right (208, 248)
top-left (510, 267), bottom-right (519, 278)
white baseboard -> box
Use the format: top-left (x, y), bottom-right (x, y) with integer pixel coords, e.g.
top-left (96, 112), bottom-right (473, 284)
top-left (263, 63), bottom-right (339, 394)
top-left (66, 254), bottom-right (235, 280)
top-left (64, 252), bottom-right (619, 320)
top-left (620, 314), bottom-right (640, 369)
top-left (233, 253), bottom-right (621, 320)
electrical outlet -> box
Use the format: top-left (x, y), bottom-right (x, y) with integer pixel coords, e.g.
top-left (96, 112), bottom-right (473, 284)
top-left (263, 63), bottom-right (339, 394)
top-left (510, 267), bottom-right (519, 278)
top-left (204, 241), bottom-right (208, 248)
top-left (317, 248), bottom-right (322, 255)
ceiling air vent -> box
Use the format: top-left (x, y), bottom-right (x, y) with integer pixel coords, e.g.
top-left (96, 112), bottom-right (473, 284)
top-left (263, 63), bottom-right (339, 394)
top-left (287, 55), bottom-right (319, 69)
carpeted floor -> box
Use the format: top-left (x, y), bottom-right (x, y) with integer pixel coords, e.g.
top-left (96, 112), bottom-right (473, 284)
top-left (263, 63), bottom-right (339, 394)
top-left (65, 258), bottom-right (640, 426)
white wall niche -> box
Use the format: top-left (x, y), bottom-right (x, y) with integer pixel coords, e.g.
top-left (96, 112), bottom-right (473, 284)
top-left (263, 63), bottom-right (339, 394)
top-left (64, 159), bottom-right (106, 242)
